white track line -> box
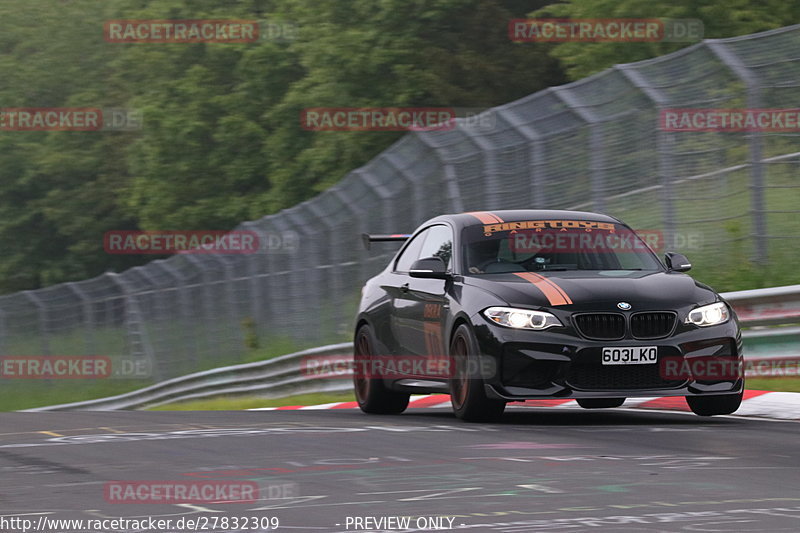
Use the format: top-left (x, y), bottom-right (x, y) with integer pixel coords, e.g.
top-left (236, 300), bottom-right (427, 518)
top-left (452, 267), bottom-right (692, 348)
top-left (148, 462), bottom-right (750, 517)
top-left (247, 391), bottom-right (800, 421)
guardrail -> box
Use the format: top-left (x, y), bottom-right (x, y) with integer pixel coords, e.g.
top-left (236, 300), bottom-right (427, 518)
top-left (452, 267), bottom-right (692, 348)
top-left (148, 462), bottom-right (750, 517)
top-left (24, 343), bottom-right (354, 412)
top-left (27, 285), bottom-right (800, 411)
top-left (725, 285), bottom-right (800, 363)
top-left (724, 284), bottom-right (800, 327)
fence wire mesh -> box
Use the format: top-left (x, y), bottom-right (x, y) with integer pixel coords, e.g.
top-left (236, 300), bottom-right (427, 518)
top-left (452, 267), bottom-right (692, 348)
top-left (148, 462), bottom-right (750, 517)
top-left (2, 26), bottom-right (799, 380)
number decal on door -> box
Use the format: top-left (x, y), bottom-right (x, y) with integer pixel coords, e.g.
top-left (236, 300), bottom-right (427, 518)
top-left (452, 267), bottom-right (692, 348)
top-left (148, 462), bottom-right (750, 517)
top-left (423, 321), bottom-right (443, 357)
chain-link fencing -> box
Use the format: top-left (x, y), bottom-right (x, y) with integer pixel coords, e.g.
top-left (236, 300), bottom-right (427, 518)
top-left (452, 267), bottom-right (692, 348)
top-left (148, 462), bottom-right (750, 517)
top-left (2, 25), bottom-right (799, 380)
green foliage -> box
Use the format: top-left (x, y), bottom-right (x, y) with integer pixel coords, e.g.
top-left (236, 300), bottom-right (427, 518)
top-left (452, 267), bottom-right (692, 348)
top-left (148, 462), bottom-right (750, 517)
top-left (0, 0), bottom-right (797, 295)
top-left (0, 1), bottom-right (143, 290)
top-left (0, 0), bottom-right (563, 292)
top-left (241, 316), bottom-right (260, 350)
top-left (529, 0), bottom-right (800, 79)
top-left (745, 378), bottom-right (800, 393)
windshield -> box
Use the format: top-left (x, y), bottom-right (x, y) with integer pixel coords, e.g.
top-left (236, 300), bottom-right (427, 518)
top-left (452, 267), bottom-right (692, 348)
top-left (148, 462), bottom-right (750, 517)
top-left (462, 219), bottom-right (664, 274)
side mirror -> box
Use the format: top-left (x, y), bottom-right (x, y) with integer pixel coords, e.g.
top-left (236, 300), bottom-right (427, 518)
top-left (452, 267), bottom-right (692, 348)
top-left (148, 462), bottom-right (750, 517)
top-left (409, 257), bottom-right (449, 279)
top-left (665, 252), bottom-right (692, 272)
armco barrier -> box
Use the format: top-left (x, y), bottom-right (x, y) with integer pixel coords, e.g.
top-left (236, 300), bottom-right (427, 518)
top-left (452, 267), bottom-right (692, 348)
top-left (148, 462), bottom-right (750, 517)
top-left (24, 343), bottom-right (353, 411)
top-left (25, 285), bottom-right (800, 411)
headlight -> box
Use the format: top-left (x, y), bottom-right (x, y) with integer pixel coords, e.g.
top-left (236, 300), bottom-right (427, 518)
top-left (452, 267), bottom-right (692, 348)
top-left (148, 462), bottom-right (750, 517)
top-left (685, 302), bottom-right (729, 327)
top-left (483, 307), bottom-right (562, 330)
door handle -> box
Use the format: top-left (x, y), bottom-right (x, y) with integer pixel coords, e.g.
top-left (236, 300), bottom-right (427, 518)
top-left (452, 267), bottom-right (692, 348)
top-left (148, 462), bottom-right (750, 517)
top-left (400, 283), bottom-right (409, 292)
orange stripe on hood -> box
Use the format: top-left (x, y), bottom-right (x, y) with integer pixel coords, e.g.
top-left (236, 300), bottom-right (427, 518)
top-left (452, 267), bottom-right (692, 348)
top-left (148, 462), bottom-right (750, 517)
top-left (513, 272), bottom-right (573, 306)
top-left (530, 272), bottom-right (573, 305)
top-left (465, 211), bottom-right (503, 224)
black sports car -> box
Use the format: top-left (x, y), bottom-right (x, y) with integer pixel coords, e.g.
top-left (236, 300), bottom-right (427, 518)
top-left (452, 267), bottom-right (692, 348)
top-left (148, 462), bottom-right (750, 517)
top-left (354, 210), bottom-right (743, 421)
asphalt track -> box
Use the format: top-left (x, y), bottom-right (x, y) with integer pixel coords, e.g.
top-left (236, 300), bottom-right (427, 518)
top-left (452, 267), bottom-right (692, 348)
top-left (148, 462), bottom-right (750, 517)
top-left (0, 407), bottom-right (799, 532)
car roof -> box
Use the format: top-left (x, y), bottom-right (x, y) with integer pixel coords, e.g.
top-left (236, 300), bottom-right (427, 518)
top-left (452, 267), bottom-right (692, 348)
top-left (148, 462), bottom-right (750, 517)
top-left (422, 209), bottom-right (624, 230)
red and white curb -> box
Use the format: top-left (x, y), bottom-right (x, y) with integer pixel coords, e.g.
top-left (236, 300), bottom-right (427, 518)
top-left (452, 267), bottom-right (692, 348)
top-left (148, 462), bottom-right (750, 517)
top-left (249, 390), bottom-right (799, 421)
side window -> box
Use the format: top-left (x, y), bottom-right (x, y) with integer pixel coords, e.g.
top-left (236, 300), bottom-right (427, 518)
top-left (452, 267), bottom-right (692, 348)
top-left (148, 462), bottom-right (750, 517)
top-left (417, 225), bottom-right (453, 271)
top-left (394, 228), bottom-right (430, 272)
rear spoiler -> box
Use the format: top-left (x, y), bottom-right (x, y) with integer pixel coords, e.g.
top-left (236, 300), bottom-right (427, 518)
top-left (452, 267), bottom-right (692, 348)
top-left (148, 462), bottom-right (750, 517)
top-left (361, 233), bottom-right (411, 250)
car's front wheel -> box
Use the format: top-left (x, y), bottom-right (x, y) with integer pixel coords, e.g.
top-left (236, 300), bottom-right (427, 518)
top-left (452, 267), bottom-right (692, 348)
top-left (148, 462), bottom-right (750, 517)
top-left (576, 398), bottom-right (626, 409)
top-left (449, 323), bottom-right (505, 422)
top-left (353, 325), bottom-right (410, 414)
top-left (686, 391), bottom-right (743, 416)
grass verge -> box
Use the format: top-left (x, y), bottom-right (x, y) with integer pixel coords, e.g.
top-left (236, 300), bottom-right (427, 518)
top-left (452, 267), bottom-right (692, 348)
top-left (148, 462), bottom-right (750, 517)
top-left (746, 377), bottom-right (800, 393)
top-left (7, 373), bottom-right (797, 413)
top-left (150, 379), bottom-right (800, 411)
top-left (1, 380), bottom-right (151, 412)
top-left (148, 391), bottom-right (356, 411)
top-left (0, 337), bottom-right (318, 412)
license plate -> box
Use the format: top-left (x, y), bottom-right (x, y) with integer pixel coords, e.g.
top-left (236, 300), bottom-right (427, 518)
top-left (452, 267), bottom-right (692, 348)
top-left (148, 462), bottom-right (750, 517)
top-left (602, 346), bottom-right (657, 365)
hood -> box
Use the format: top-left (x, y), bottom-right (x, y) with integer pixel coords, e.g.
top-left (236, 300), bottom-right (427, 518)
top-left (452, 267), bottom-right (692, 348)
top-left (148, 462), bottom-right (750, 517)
top-left (463, 270), bottom-right (717, 311)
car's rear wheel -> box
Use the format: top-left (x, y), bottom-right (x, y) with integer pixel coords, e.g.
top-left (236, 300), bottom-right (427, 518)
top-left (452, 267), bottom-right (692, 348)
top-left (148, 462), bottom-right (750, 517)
top-left (686, 391), bottom-right (743, 416)
top-left (449, 324), bottom-right (505, 422)
top-left (576, 398), bottom-right (626, 409)
top-left (353, 325), bottom-right (409, 414)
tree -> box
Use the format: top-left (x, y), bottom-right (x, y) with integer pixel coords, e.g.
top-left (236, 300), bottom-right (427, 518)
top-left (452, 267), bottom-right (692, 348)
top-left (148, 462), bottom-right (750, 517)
top-left (528, 0), bottom-right (800, 79)
top-left (0, 0), bottom-right (565, 291)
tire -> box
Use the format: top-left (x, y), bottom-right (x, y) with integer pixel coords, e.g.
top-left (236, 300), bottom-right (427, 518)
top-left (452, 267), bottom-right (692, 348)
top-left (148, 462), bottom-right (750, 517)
top-left (353, 325), bottom-right (410, 414)
top-left (449, 323), bottom-right (505, 422)
top-left (686, 391), bottom-right (743, 416)
top-left (576, 398), bottom-right (626, 409)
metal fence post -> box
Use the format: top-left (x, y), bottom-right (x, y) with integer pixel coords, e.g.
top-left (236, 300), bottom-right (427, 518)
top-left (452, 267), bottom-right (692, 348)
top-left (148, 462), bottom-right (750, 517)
top-left (552, 87), bottom-right (607, 213)
top-left (65, 282), bottom-right (95, 356)
top-left (616, 65), bottom-right (677, 249)
top-left (104, 272), bottom-right (161, 381)
top-left (707, 40), bottom-right (769, 263)
top-left (155, 259), bottom-right (198, 366)
top-left (497, 107), bottom-right (546, 207)
top-left (383, 153), bottom-right (426, 224)
top-left (414, 134), bottom-right (466, 214)
top-left (277, 208), bottom-right (325, 343)
top-left (22, 291), bottom-right (49, 355)
top-left (304, 200), bottom-right (347, 337)
top-left (181, 254), bottom-right (219, 360)
top-left (456, 126), bottom-right (501, 210)
top-left (354, 169), bottom-right (402, 234)
top-left (443, 165), bottom-right (466, 213)
top-left (218, 254), bottom-right (246, 352)
top-left (238, 222), bottom-right (263, 328)
top-left (333, 186), bottom-right (371, 286)
top-left (129, 265), bottom-right (168, 368)
top-left (200, 253), bottom-right (244, 359)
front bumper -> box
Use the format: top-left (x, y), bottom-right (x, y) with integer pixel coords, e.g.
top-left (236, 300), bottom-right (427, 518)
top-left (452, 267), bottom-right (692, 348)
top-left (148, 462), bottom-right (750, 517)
top-left (472, 313), bottom-right (743, 401)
